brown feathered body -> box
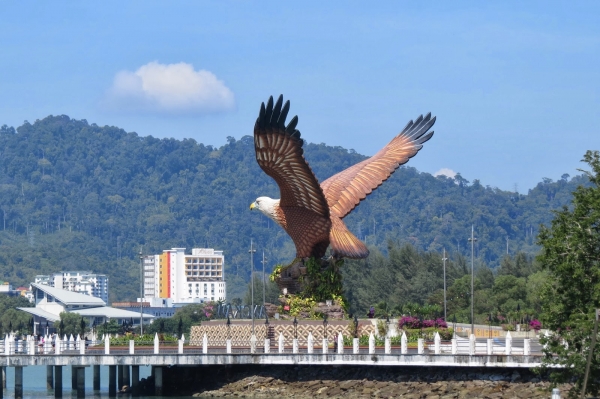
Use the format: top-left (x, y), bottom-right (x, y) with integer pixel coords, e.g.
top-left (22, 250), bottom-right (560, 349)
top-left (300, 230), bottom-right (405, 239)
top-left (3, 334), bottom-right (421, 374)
top-left (251, 95), bottom-right (436, 260)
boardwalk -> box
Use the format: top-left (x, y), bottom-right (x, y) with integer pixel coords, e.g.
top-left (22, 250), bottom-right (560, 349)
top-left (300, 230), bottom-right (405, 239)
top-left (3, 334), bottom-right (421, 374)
top-left (0, 333), bottom-right (544, 398)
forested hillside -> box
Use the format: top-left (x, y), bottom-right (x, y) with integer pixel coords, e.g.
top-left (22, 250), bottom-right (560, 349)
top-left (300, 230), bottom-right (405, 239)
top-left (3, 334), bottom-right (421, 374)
top-left (0, 116), bottom-right (587, 302)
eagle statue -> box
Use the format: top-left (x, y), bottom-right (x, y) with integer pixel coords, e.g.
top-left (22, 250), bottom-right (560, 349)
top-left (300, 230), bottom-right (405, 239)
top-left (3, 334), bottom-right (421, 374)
top-left (250, 95), bottom-right (436, 261)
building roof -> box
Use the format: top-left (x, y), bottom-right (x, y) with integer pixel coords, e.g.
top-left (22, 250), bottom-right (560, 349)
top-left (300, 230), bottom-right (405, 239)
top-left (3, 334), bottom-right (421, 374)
top-left (70, 306), bottom-right (154, 319)
top-left (31, 283), bottom-right (106, 306)
top-left (17, 307), bottom-right (60, 322)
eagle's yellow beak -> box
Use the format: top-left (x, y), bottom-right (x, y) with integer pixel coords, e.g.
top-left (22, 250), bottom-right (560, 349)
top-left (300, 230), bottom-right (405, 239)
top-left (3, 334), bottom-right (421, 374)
top-left (250, 202), bottom-right (256, 210)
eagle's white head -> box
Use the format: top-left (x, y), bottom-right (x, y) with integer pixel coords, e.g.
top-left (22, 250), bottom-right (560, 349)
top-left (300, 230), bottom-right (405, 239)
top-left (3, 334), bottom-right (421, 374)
top-left (250, 196), bottom-right (280, 223)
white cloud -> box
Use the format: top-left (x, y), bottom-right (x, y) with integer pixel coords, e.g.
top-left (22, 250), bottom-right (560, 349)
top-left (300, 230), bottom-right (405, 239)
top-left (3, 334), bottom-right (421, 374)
top-left (104, 61), bottom-right (235, 114)
top-left (433, 168), bottom-right (457, 179)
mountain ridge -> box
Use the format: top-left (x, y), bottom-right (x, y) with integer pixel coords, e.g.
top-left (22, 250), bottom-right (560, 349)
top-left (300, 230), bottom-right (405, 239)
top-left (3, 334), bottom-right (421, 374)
top-left (0, 115), bottom-right (587, 301)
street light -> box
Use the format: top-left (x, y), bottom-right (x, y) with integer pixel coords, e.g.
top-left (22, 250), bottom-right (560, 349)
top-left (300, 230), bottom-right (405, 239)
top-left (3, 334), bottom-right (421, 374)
top-left (139, 249), bottom-right (144, 335)
top-left (249, 239), bottom-right (257, 336)
top-left (524, 315), bottom-right (530, 338)
top-left (516, 303), bottom-right (521, 330)
top-left (353, 315), bottom-right (359, 339)
top-left (264, 314), bottom-right (269, 340)
top-left (293, 316), bottom-right (298, 339)
top-left (261, 251), bottom-right (267, 308)
top-left (226, 315), bottom-right (231, 341)
top-left (452, 314), bottom-right (457, 338)
top-left (323, 314), bottom-right (328, 340)
top-left (442, 248), bottom-right (448, 320)
top-left (488, 313), bottom-right (492, 339)
top-left (386, 315), bottom-right (390, 338)
top-left (468, 225), bottom-right (477, 335)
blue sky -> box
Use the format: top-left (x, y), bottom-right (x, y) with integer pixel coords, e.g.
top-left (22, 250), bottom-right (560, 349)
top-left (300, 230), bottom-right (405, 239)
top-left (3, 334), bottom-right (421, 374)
top-left (0, 1), bottom-right (598, 192)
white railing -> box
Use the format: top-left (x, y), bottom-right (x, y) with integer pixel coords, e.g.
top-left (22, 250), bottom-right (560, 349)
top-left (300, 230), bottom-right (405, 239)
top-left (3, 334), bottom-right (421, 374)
top-left (0, 331), bottom-right (541, 357)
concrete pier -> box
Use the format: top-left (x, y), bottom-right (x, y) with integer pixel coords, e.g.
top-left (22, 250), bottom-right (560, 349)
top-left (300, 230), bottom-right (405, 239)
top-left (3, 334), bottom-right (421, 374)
top-left (71, 365), bottom-right (77, 390)
top-left (93, 365), bottom-right (100, 391)
top-left (47, 365), bottom-right (54, 389)
top-left (76, 367), bottom-right (85, 398)
top-left (123, 365), bottom-right (130, 388)
top-left (108, 365), bottom-right (116, 397)
top-left (154, 366), bottom-right (163, 396)
top-left (131, 366), bottom-right (139, 397)
top-left (14, 366), bottom-right (23, 399)
top-left (117, 365), bottom-right (124, 390)
top-left (54, 366), bottom-right (62, 398)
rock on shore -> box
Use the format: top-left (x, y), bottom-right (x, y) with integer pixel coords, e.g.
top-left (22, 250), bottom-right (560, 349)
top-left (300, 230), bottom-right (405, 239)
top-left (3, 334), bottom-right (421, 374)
top-left (181, 366), bottom-right (573, 398)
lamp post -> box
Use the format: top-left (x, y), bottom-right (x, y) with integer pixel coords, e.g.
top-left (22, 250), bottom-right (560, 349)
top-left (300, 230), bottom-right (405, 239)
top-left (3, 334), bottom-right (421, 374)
top-left (488, 313), bottom-right (492, 339)
top-left (468, 225), bottom-right (477, 335)
top-left (261, 251), bottom-right (267, 308)
top-left (516, 303), bottom-right (521, 331)
top-left (353, 315), bottom-right (359, 339)
top-left (293, 316), bottom-right (298, 339)
top-left (452, 314), bottom-right (457, 338)
top-left (323, 314), bottom-right (328, 340)
top-left (524, 315), bottom-right (530, 339)
top-left (226, 315), bottom-right (231, 341)
top-left (386, 315), bottom-right (390, 338)
top-left (139, 249), bottom-right (144, 335)
top-left (264, 314), bottom-right (269, 340)
top-left (442, 248), bottom-right (448, 320)
top-left (249, 239), bottom-right (257, 336)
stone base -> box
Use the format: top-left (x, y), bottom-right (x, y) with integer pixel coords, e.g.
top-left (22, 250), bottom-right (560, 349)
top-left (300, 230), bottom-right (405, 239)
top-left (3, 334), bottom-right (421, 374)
top-left (274, 259), bottom-right (306, 294)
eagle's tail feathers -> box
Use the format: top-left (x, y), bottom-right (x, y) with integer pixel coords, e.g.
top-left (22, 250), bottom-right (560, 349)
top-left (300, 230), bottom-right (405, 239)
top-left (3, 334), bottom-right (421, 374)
top-left (329, 218), bottom-right (369, 259)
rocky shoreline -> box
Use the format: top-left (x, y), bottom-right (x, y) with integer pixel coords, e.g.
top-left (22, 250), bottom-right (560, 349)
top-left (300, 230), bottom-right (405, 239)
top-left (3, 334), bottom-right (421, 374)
top-left (159, 365), bottom-right (573, 398)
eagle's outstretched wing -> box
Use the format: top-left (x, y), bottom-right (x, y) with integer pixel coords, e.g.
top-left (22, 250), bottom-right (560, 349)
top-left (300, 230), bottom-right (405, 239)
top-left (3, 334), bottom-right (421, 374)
top-left (254, 95), bottom-right (329, 216)
top-left (321, 113), bottom-right (436, 219)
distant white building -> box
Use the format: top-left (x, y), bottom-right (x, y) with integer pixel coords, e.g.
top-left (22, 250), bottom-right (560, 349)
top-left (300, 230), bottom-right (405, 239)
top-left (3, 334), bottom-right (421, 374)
top-left (143, 248), bottom-right (226, 304)
top-left (0, 281), bottom-right (13, 292)
top-left (18, 283), bottom-right (153, 334)
top-left (34, 271), bottom-right (109, 303)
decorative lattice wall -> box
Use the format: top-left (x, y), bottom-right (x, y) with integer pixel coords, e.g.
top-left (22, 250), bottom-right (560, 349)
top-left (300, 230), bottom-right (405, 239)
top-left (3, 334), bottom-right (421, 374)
top-left (190, 322), bottom-right (376, 346)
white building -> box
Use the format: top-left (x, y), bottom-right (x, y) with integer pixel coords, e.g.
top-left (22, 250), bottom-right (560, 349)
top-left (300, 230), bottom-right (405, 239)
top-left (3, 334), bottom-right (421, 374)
top-left (0, 281), bottom-right (13, 292)
top-left (143, 248), bottom-right (226, 303)
top-left (18, 283), bottom-right (153, 334)
top-left (34, 271), bottom-right (109, 303)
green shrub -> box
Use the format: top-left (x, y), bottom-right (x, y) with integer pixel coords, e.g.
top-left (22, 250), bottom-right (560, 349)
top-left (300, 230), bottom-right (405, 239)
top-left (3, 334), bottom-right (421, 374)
top-left (100, 334), bottom-right (178, 346)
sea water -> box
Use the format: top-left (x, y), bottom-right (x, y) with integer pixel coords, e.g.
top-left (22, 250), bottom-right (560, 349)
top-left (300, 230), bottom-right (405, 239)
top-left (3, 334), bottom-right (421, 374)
top-left (3, 365), bottom-right (203, 399)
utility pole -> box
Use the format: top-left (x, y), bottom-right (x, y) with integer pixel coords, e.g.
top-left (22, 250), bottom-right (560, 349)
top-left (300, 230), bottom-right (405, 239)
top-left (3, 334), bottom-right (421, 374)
top-left (249, 240), bottom-right (256, 335)
top-left (442, 248), bottom-right (448, 320)
top-left (139, 249), bottom-right (144, 335)
top-left (468, 226), bottom-right (477, 335)
top-left (261, 251), bottom-right (267, 307)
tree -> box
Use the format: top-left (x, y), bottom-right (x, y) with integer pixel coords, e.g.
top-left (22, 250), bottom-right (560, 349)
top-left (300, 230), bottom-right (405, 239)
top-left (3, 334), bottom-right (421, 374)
top-left (244, 274), bottom-right (280, 305)
top-left (54, 312), bottom-right (88, 337)
top-left (2, 296), bottom-right (34, 335)
top-left (537, 150), bottom-right (600, 397)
